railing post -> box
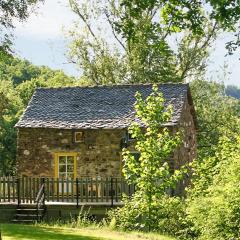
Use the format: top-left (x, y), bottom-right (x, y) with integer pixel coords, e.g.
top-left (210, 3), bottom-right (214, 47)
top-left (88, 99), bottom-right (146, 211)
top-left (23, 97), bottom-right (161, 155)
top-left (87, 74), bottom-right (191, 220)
top-left (37, 204), bottom-right (39, 221)
top-left (42, 178), bottom-right (45, 207)
top-left (17, 178), bottom-right (21, 207)
top-left (111, 177), bottom-right (114, 207)
top-left (76, 178), bottom-right (79, 208)
top-left (115, 178), bottom-right (118, 202)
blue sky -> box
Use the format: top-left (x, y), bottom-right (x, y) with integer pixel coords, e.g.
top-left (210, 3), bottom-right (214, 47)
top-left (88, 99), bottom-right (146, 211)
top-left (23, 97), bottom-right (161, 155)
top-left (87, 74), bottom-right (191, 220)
top-left (13, 0), bottom-right (240, 87)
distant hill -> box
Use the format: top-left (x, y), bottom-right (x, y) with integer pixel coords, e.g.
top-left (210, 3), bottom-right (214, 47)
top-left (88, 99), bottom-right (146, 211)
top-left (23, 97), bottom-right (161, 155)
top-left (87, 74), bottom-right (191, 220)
top-left (225, 85), bottom-right (240, 99)
top-left (0, 57), bottom-right (76, 86)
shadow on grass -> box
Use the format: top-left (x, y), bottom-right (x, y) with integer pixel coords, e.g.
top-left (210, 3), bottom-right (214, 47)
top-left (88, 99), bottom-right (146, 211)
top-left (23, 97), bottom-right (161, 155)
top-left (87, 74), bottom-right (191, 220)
top-left (1, 224), bottom-right (103, 240)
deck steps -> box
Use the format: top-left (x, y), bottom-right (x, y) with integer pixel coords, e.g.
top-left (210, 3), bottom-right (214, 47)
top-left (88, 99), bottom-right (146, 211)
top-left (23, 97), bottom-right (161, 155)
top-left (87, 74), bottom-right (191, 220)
top-left (12, 206), bottom-right (44, 223)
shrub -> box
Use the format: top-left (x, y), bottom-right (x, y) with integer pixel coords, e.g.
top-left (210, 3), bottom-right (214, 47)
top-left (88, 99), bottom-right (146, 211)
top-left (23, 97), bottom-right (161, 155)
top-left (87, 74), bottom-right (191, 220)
top-left (108, 194), bottom-right (194, 239)
top-left (108, 194), bottom-right (148, 231)
top-left (187, 135), bottom-right (240, 240)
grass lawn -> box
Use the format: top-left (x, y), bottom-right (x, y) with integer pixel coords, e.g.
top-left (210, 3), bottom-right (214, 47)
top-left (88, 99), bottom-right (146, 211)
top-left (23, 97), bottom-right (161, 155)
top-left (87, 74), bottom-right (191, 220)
top-left (0, 224), bottom-right (175, 240)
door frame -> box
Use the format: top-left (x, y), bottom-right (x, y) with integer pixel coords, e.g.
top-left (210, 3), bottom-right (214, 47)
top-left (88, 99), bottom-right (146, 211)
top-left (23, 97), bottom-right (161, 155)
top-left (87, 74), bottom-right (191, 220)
top-left (54, 152), bottom-right (77, 179)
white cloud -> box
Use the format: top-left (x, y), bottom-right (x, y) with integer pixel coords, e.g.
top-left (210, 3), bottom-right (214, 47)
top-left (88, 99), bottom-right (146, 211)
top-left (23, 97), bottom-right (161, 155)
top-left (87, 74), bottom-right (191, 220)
top-left (14, 0), bottom-right (77, 39)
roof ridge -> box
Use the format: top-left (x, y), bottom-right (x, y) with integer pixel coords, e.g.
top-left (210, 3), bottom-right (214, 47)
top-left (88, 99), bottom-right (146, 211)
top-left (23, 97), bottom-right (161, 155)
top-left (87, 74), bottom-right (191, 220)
top-left (36, 83), bottom-right (189, 91)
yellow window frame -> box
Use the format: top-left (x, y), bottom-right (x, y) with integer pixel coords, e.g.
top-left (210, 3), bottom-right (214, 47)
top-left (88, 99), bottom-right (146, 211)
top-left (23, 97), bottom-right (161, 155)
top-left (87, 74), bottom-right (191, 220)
top-left (54, 152), bottom-right (77, 179)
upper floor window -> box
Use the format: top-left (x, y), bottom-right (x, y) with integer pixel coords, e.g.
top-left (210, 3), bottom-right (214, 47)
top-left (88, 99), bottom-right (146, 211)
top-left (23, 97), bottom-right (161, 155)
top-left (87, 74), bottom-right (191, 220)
top-left (127, 132), bottom-right (135, 141)
top-left (74, 131), bottom-right (84, 142)
top-left (129, 151), bottom-right (140, 161)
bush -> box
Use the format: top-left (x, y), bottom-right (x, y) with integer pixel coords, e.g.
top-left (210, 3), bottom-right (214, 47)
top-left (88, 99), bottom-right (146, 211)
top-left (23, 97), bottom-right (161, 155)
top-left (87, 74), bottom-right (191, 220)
top-left (108, 194), bottom-right (148, 231)
top-left (108, 194), bottom-right (194, 239)
top-left (187, 136), bottom-right (240, 240)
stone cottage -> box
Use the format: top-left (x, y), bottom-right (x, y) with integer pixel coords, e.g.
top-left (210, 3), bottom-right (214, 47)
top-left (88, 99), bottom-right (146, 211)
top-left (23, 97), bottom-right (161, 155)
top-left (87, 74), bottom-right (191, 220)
top-left (15, 84), bottom-right (197, 183)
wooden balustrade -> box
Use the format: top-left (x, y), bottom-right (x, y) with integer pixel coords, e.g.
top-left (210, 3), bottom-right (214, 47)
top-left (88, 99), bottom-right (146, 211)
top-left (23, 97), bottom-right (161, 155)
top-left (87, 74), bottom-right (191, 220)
top-left (0, 177), bottom-right (135, 205)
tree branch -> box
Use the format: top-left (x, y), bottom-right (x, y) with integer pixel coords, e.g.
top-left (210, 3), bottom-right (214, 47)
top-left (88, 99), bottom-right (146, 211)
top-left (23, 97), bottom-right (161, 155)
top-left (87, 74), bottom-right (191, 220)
top-left (104, 9), bottom-right (126, 51)
top-left (179, 21), bottom-right (218, 80)
top-left (69, 0), bottom-right (99, 43)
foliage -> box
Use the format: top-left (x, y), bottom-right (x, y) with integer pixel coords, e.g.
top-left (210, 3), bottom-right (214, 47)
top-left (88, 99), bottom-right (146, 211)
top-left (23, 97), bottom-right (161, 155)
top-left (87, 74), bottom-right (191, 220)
top-left (109, 85), bottom-right (188, 234)
top-left (0, 79), bottom-right (23, 175)
top-left (187, 135), bottom-right (240, 240)
top-left (0, 57), bottom-right (76, 87)
top-left (225, 84), bottom-right (240, 99)
top-left (118, 0), bottom-right (240, 55)
top-left (188, 80), bottom-right (240, 198)
top-left (67, 0), bottom-right (216, 85)
top-left (122, 85), bottom-right (182, 192)
top-left (109, 81), bottom-right (240, 239)
top-left (0, 0), bottom-right (43, 56)
top-left (109, 194), bottom-right (193, 239)
top-left (0, 56), bottom-right (81, 175)
top-left (182, 81), bottom-right (240, 239)
top-left (190, 80), bottom-right (240, 159)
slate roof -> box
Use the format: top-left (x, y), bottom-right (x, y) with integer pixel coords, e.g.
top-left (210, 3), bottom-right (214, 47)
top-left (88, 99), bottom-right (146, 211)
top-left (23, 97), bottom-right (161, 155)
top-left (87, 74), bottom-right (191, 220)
top-left (15, 84), bottom-right (192, 129)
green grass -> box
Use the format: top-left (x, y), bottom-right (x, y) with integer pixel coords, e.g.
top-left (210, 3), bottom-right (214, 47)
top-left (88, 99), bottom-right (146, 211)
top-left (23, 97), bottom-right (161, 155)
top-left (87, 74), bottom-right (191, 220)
top-left (0, 224), bottom-right (175, 240)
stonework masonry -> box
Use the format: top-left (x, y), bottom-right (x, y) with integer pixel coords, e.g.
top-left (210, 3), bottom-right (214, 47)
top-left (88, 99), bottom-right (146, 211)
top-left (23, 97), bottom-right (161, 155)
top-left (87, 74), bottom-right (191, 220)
top-left (17, 128), bottom-right (125, 178)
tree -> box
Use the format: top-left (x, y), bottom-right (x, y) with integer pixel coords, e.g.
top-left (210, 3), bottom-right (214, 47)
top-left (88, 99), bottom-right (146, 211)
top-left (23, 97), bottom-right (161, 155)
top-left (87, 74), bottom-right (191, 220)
top-left (0, 57), bottom-right (77, 83)
top-left (118, 0), bottom-right (240, 55)
top-left (67, 0), bottom-right (217, 85)
top-left (0, 79), bottom-right (23, 175)
top-left (121, 85), bottom-right (184, 230)
top-left (0, 0), bottom-right (43, 57)
top-left (188, 80), bottom-right (240, 197)
top-left (190, 80), bottom-right (240, 158)
top-left (187, 134), bottom-right (240, 240)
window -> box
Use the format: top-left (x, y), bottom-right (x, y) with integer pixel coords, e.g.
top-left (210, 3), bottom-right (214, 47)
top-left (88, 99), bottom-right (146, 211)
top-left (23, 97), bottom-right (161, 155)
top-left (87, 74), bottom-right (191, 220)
top-left (58, 155), bottom-right (75, 179)
top-left (126, 131), bottom-right (135, 142)
top-left (120, 151), bottom-right (140, 173)
top-left (54, 153), bottom-right (77, 179)
top-left (54, 153), bottom-right (77, 194)
top-left (128, 133), bottom-right (135, 141)
top-left (74, 131), bottom-right (84, 142)
top-left (131, 151), bottom-right (140, 161)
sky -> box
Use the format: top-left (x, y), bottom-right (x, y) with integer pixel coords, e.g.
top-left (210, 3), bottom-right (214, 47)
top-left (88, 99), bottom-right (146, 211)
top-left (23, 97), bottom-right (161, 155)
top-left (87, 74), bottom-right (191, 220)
top-left (13, 0), bottom-right (240, 87)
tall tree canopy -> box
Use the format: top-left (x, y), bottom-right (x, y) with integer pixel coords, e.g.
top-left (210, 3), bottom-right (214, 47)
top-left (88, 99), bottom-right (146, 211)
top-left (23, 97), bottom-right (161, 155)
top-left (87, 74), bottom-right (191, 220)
top-left (117, 0), bottom-right (240, 54)
top-left (67, 0), bottom-right (240, 85)
top-left (67, 0), bottom-right (217, 85)
top-left (0, 0), bottom-right (43, 57)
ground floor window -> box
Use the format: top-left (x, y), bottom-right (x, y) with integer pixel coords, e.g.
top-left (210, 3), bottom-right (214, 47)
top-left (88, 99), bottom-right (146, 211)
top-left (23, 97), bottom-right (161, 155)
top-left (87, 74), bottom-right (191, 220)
top-left (54, 152), bottom-right (77, 179)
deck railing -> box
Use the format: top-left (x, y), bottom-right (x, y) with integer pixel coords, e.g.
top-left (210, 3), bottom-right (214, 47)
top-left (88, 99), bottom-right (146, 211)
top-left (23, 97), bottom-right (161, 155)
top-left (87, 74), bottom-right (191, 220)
top-left (0, 177), bottom-right (135, 205)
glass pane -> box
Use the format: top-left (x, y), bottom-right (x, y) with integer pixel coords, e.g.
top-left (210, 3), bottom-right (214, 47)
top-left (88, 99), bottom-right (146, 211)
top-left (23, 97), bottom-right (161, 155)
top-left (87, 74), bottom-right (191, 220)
top-left (59, 164), bottom-right (66, 173)
top-left (67, 165), bottom-right (74, 172)
top-left (67, 156), bottom-right (74, 165)
top-left (67, 173), bottom-right (74, 179)
top-left (59, 173), bottom-right (66, 178)
top-left (132, 152), bottom-right (140, 161)
top-left (59, 156), bottom-right (66, 165)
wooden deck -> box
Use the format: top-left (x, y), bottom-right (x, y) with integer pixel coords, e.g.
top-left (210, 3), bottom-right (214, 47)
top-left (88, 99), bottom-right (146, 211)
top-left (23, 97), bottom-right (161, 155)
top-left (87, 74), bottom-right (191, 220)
top-left (0, 177), bottom-right (134, 206)
top-left (0, 177), bottom-right (133, 222)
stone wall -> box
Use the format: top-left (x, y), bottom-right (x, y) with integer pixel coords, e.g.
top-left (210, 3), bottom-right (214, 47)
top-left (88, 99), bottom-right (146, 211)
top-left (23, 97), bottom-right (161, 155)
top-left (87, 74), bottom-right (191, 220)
top-left (175, 98), bottom-right (197, 167)
top-left (16, 128), bottom-right (125, 178)
top-left (173, 97), bottom-right (197, 195)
